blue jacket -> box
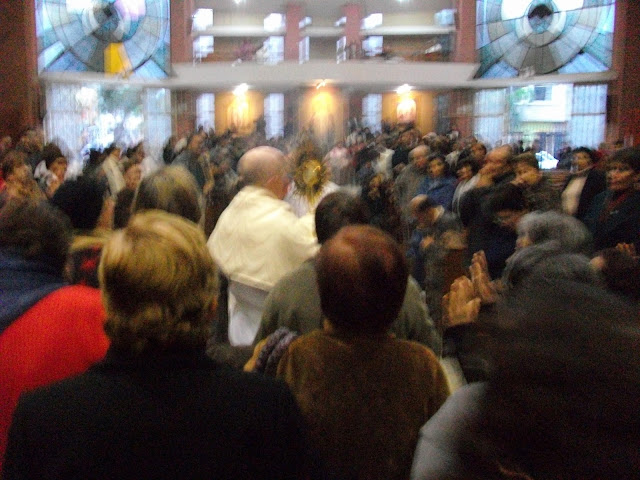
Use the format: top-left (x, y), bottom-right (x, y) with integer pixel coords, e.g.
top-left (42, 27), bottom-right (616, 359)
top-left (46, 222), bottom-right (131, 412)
top-left (416, 176), bottom-right (456, 211)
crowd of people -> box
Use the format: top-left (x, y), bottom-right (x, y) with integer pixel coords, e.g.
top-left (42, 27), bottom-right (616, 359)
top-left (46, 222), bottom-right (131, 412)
top-left (1, 121), bottom-right (640, 479)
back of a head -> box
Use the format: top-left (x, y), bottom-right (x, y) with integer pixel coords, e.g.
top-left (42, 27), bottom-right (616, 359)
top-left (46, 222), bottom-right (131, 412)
top-left (0, 198), bottom-right (71, 273)
top-left (51, 176), bottom-right (107, 231)
top-left (99, 210), bottom-right (218, 353)
top-left (477, 278), bottom-right (640, 479)
top-left (517, 210), bottom-right (593, 255)
top-left (317, 225), bottom-right (408, 334)
top-left (132, 166), bottom-right (203, 225)
top-left (504, 249), bottom-right (602, 290)
top-left (487, 182), bottom-right (526, 215)
top-left (237, 146), bottom-right (285, 187)
top-left (314, 191), bottom-right (370, 244)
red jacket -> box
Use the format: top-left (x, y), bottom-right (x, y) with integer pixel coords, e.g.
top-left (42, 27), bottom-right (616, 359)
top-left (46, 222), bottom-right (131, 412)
top-left (0, 286), bottom-right (109, 469)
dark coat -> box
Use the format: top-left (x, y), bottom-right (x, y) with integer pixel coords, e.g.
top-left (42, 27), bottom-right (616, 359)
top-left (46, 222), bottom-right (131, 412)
top-left (584, 188), bottom-right (640, 252)
top-left (3, 348), bottom-right (319, 480)
top-left (458, 172), bottom-right (517, 278)
top-left (563, 168), bottom-right (607, 221)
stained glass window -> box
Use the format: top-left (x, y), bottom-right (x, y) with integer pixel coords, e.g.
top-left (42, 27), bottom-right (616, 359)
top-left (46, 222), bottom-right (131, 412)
top-left (476, 0), bottom-right (615, 78)
top-left (36, 0), bottom-right (170, 77)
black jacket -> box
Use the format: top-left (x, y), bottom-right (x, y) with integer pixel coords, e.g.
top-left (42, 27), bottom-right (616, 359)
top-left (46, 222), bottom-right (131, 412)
top-left (584, 188), bottom-right (640, 252)
top-left (3, 347), bottom-right (319, 480)
top-left (562, 168), bottom-right (607, 221)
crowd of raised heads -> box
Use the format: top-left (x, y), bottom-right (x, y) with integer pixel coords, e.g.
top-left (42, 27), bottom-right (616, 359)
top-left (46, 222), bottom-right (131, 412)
top-left (1, 119), bottom-right (640, 479)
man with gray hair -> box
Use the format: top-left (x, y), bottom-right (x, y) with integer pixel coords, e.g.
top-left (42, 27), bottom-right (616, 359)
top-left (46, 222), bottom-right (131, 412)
top-left (394, 145), bottom-right (430, 216)
top-left (207, 146), bottom-right (318, 346)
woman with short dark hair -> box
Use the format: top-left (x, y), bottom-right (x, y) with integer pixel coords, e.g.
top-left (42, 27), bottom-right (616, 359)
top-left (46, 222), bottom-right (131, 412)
top-left (583, 147), bottom-right (640, 251)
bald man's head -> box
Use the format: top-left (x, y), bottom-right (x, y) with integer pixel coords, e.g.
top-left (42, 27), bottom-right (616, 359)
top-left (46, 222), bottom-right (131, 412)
top-left (482, 145), bottom-right (514, 177)
top-left (238, 146), bottom-right (289, 199)
top-left (317, 225), bottom-right (408, 334)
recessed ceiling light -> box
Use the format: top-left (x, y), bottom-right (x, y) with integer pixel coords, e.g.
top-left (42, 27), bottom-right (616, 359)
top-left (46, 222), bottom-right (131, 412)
top-left (233, 83), bottom-right (249, 96)
top-left (396, 84), bottom-right (412, 95)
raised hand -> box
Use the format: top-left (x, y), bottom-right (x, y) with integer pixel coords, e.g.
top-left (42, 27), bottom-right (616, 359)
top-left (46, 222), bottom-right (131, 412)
top-left (470, 250), bottom-right (500, 305)
top-left (443, 276), bottom-right (481, 328)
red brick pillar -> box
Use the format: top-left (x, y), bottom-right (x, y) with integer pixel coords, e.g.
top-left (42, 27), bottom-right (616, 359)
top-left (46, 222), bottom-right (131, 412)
top-left (171, 0), bottom-right (195, 63)
top-left (342, 4), bottom-right (362, 58)
top-left (453, 0), bottom-right (476, 63)
top-left (173, 91), bottom-right (198, 137)
top-left (284, 3), bottom-right (303, 61)
top-left (610, 0), bottom-right (640, 146)
top-left (0, 1), bottom-right (39, 139)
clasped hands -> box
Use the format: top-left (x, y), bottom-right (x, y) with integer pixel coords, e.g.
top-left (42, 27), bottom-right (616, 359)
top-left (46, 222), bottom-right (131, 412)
top-left (442, 250), bottom-right (502, 329)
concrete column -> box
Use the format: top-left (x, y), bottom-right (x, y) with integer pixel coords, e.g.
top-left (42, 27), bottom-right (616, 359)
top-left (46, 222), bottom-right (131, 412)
top-left (171, 0), bottom-right (195, 63)
top-left (284, 3), bottom-right (303, 61)
top-left (453, 0), bottom-right (476, 63)
top-left (0, 1), bottom-right (39, 139)
top-left (610, 0), bottom-right (640, 145)
top-left (342, 4), bottom-right (362, 58)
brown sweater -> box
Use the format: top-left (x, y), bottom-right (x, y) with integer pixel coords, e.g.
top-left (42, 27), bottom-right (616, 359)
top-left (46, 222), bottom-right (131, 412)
top-left (277, 328), bottom-right (449, 480)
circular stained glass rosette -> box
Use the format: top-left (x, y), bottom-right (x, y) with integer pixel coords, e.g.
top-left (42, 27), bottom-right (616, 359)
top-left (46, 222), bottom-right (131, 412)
top-left (475, 0), bottom-right (615, 78)
top-left (36, 0), bottom-right (170, 77)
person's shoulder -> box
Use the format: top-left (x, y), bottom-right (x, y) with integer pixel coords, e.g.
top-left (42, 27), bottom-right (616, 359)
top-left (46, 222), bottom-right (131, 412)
top-left (587, 167), bottom-right (606, 181)
top-left (35, 285), bottom-right (103, 313)
top-left (392, 338), bottom-right (440, 364)
top-left (590, 189), bottom-right (608, 206)
top-left (440, 210), bottom-right (460, 224)
top-left (622, 189), bottom-right (640, 211)
top-left (443, 176), bottom-right (457, 186)
top-left (14, 367), bottom-right (104, 417)
top-left (277, 258), bottom-right (315, 283)
top-left (216, 361), bottom-right (294, 403)
top-left (279, 329), bottom-right (327, 356)
top-left (267, 259), bottom-right (316, 298)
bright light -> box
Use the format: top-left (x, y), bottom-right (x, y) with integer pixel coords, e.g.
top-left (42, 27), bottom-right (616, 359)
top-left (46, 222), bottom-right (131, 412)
top-left (192, 8), bottom-right (214, 31)
top-left (362, 13), bottom-right (383, 30)
top-left (316, 80), bottom-right (326, 89)
top-left (396, 84), bottom-right (412, 95)
top-left (264, 13), bottom-right (284, 31)
top-left (233, 83), bottom-right (249, 96)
